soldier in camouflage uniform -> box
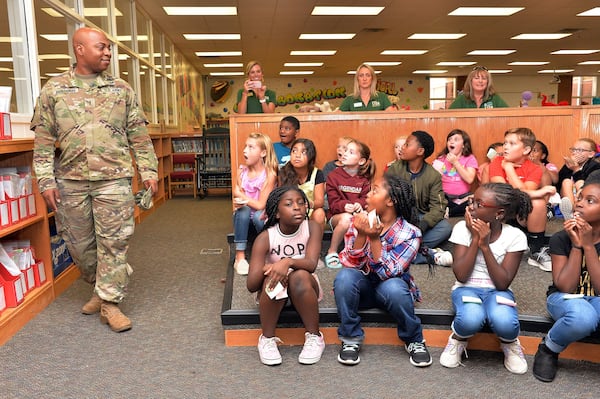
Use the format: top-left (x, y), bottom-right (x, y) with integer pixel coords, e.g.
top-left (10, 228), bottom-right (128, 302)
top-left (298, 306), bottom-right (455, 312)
top-left (31, 27), bottom-right (158, 333)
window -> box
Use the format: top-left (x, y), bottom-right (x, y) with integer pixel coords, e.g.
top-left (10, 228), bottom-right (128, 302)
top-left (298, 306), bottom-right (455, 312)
top-left (429, 77), bottom-right (456, 110)
top-left (572, 76), bottom-right (597, 105)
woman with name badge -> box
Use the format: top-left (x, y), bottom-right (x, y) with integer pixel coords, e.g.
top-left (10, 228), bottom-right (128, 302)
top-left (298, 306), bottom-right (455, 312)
top-left (339, 63), bottom-right (395, 112)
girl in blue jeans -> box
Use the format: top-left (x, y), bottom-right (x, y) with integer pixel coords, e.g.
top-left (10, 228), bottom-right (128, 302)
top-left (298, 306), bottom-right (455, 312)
top-left (334, 175), bottom-right (431, 367)
top-left (533, 171), bottom-right (600, 382)
top-left (440, 183), bottom-right (532, 374)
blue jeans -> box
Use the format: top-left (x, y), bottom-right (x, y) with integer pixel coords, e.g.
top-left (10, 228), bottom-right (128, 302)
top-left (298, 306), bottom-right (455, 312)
top-left (413, 215), bottom-right (452, 264)
top-left (333, 267), bottom-right (423, 344)
top-left (545, 292), bottom-right (600, 353)
top-left (450, 286), bottom-right (520, 341)
top-left (232, 206), bottom-right (265, 251)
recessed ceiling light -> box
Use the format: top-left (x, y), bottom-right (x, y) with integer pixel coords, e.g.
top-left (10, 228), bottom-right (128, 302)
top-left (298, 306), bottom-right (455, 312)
top-left (40, 34), bottom-right (68, 41)
top-left (196, 51), bottom-right (242, 57)
top-left (0, 67), bottom-right (13, 72)
top-left (280, 71), bottom-right (314, 75)
top-left (290, 50), bottom-right (337, 56)
top-left (203, 63), bottom-right (243, 68)
top-left (348, 70), bottom-right (382, 74)
top-left (578, 61), bottom-right (600, 65)
top-left (468, 50), bottom-right (516, 55)
top-left (311, 6), bottom-right (384, 16)
top-left (509, 61), bottom-right (549, 65)
top-left (0, 37), bottom-right (23, 43)
top-left (449, 7), bottom-right (524, 16)
top-left (409, 33), bottom-right (466, 40)
top-left (413, 70), bottom-right (448, 74)
top-left (0, 57), bottom-right (14, 62)
top-left (512, 33), bottom-right (571, 40)
top-left (538, 69), bottom-right (574, 73)
top-left (299, 33), bottom-right (356, 40)
top-left (38, 54), bottom-right (72, 60)
top-left (209, 72), bottom-right (244, 76)
top-left (364, 62), bottom-right (401, 66)
top-left (436, 61), bottom-right (476, 66)
top-left (551, 49), bottom-right (600, 55)
top-left (42, 7), bottom-right (123, 17)
top-left (381, 50), bottom-right (428, 55)
top-left (163, 7), bottom-right (237, 15)
top-left (577, 7), bottom-right (600, 16)
top-left (488, 69), bottom-right (512, 73)
top-left (184, 34), bottom-right (240, 40)
top-left (284, 62), bottom-right (323, 67)
top-left (117, 35), bottom-right (148, 42)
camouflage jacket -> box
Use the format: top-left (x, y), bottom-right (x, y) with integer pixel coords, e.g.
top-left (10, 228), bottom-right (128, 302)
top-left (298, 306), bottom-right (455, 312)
top-left (31, 66), bottom-right (158, 192)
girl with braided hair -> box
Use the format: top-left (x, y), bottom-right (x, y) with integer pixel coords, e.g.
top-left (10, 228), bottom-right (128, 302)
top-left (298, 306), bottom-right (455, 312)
top-left (334, 175), bottom-right (432, 367)
top-left (247, 186), bottom-right (324, 366)
top-left (440, 183), bottom-right (532, 374)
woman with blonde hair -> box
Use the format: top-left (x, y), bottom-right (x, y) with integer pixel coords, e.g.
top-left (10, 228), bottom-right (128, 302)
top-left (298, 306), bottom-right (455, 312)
top-left (339, 63), bottom-right (394, 112)
top-left (236, 60), bottom-right (276, 114)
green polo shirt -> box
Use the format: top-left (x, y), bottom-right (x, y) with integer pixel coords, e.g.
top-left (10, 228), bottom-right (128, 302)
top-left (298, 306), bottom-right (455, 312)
top-left (449, 93), bottom-right (508, 109)
top-left (236, 89), bottom-right (276, 113)
top-left (339, 91), bottom-right (392, 111)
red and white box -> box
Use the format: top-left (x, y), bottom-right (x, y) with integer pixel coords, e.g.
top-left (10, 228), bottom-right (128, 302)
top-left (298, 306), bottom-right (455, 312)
top-left (27, 194), bottom-right (36, 217)
top-left (0, 200), bottom-right (8, 228)
top-left (33, 260), bottom-right (47, 287)
top-left (0, 282), bottom-right (6, 314)
top-left (0, 263), bottom-right (24, 307)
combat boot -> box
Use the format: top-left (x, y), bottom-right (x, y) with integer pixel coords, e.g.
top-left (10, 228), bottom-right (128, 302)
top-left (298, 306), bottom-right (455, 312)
top-left (100, 301), bottom-right (132, 332)
top-left (81, 293), bottom-right (103, 315)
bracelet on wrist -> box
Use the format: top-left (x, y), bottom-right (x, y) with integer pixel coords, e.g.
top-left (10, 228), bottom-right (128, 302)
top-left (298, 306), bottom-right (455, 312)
top-left (572, 245), bottom-right (583, 250)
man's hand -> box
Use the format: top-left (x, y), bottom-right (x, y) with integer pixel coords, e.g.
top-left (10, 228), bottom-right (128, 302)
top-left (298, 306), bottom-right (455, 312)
top-left (41, 188), bottom-right (61, 212)
top-left (144, 179), bottom-right (158, 196)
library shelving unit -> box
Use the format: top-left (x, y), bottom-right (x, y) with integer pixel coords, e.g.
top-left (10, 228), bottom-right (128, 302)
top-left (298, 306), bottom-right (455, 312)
top-left (198, 126), bottom-right (231, 197)
top-left (170, 132), bottom-right (202, 197)
top-left (0, 139), bottom-right (79, 346)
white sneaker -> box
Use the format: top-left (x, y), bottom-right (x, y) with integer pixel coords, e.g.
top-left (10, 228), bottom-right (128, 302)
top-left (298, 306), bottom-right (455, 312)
top-left (234, 259), bottom-right (249, 275)
top-left (433, 249), bottom-right (453, 267)
top-left (528, 247), bottom-right (552, 272)
top-left (559, 197), bottom-right (574, 220)
top-left (501, 339), bottom-right (528, 374)
top-left (298, 332), bottom-right (326, 365)
top-left (440, 335), bottom-right (468, 368)
top-left (258, 334), bottom-right (283, 365)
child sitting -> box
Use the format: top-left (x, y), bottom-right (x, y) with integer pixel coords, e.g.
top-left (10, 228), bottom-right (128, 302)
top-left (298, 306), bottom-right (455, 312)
top-left (322, 136), bottom-right (353, 180)
top-left (478, 142), bottom-right (503, 184)
top-left (384, 136), bottom-right (407, 172)
top-left (273, 116), bottom-right (300, 167)
top-left (247, 186), bottom-right (325, 365)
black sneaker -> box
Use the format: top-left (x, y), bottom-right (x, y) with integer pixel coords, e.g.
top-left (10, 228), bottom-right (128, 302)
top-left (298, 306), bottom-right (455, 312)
top-left (337, 342), bottom-right (361, 365)
top-left (405, 341), bottom-right (432, 367)
top-left (533, 342), bottom-right (559, 382)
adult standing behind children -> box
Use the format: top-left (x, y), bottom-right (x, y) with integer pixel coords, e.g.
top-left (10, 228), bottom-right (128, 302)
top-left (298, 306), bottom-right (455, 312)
top-left (386, 131), bottom-right (453, 265)
top-left (31, 27), bottom-right (158, 333)
top-left (236, 60), bottom-right (276, 114)
top-left (449, 66), bottom-right (508, 109)
top-left (273, 116), bottom-right (300, 167)
top-left (339, 64), bottom-right (395, 112)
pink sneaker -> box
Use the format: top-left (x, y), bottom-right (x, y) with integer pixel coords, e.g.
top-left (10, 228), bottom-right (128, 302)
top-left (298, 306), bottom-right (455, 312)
top-left (298, 332), bottom-right (325, 364)
top-left (258, 334), bottom-right (282, 365)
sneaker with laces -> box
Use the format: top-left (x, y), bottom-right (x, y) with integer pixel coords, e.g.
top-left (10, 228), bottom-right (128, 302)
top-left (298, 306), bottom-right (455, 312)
top-left (234, 259), bottom-right (249, 275)
top-left (528, 246), bottom-right (552, 272)
top-left (298, 332), bottom-right (325, 364)
top-left (559, 197), bottom-right (574, 220)
top-left (500, 339), bottom-right (528, 374)
top-left (257, 334), bottom-right (283, 365)
top-left (337, 342), bottom-right (361, 365)
top-left (405, 341), bottom-right (432, 367)
top-left (440, 335), bottom-right (468, 368)
top-left (532, 341), bottom-right (559, 382)
top-left (433, 249), bottom-right (453, 267)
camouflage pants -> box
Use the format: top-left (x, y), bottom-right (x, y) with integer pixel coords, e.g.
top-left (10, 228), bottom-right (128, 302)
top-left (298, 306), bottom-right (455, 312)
top-left (55, 178), bottom-right (135, 303)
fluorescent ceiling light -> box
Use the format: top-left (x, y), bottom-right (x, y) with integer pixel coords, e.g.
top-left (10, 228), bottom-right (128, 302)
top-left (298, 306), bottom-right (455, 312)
top-left (9, 77), bottom-right (28, 81)
top-left (280, 71), bottom-right (314, 75)
top-left (299, 33), bottom-right (355, 40)
top-left (364, 61), bottom-right (401, 66)
top-left (40, 34), bottom-right (67, 41)
top-left (56, 67), bottom-right (70, 71)
top-left (0, 37), bottom-right (23, 43)
top-left (0, 57), bottom-right (13, 62)
top-left (381, 50), bottom-right (428, 55)
top-left (578, 61), bottom-right (600, 65)
top-left (290, 50), bottom-right (336, 56)
top-left (512, 33), bottom-right (571, 40)
top-left (203, 63), bottom-right (243, 68)
top-left (0, 67), bottom-right (13, 72)
top-left (538, 69), bottom-right (574, 73)
top-left (38, 54), bottom-right (72, 60)
top-left (209, 72), bottom-right (244, 76)
top-left (196, 51), bottom-right (242, 57)
top-left (42, 7), bottom-right (122, 17)
top-left (311, 6), bottom-right (384, 15)
top-left (117, 35), bottom-right (148, 41)
top-left (468, 50), bottom-right (516, 55)
top-left (488, 69), bottom-right (512, 73)
top-left (163, 7), bottom-right (237, 15)
top-left (413, 70), bottom-right (448, 74)
top-left (551, 49), bottom-right (600, 55)
top-left (409, 33), bottom-right (466, 40)
top-left (436, 61), bottom-right (476, 66)
top-left (449, 7), bottom-right (524, 16)
top-left (348, 70), bottom-right (381, 74)
top-left (284, 62), bottom-right (323, 67)
top-left (509, 61), bottom-right (549, 65)
top-left (118, 54), bottom-right (130, 60)
top-left (184, 34), bottom-right (240, 40)
top-left (577, 7), bottom-right (600, 16)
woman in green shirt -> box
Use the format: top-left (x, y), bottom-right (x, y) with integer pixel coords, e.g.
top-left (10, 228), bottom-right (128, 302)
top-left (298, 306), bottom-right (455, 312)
top-left (237, 60), bottom-right (276, 114)
top-left (339, 63), bottom-right (395, 112)
top-left (449, 66), bottom-right (508, 109)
